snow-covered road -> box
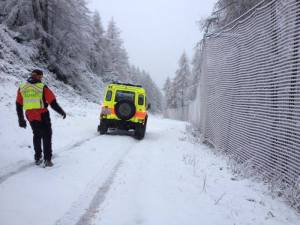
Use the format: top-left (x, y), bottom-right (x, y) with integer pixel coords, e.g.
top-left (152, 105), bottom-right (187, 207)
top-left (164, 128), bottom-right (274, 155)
top-left (0, 77), bottom-right (300, 225)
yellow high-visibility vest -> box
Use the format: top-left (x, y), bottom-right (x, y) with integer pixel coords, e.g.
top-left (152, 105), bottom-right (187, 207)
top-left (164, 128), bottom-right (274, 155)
top-left (19, 82), bottom-right (45, 110)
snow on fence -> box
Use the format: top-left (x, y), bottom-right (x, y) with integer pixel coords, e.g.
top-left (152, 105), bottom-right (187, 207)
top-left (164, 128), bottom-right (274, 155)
top-left (167, 0), bottom-right (300, 208)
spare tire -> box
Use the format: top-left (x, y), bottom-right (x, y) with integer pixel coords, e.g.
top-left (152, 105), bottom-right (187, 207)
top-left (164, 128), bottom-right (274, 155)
top-left (115, 100), bottom-right (136, 120)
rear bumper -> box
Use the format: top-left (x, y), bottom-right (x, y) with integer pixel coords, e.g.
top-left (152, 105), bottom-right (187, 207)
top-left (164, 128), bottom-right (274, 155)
top-left (101, 113), bottom-right (146, 122)
top-left (100, 119), bottom-right (142, 130)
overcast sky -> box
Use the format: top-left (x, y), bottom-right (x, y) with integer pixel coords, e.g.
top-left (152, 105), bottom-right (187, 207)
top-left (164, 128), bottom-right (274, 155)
top-left (87, 0), bottom-right (216, 88)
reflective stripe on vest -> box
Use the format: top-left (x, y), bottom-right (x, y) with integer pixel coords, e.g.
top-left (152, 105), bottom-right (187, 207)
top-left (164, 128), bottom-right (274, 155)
top-left (20, 82), bottom-right (45, 110)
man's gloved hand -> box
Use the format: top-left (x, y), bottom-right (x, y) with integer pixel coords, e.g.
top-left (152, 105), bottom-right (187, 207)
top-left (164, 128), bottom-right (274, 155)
top-left (61, 111), bottom-right (66, 119)
top-left (19, 119), bottom-right (27, 129)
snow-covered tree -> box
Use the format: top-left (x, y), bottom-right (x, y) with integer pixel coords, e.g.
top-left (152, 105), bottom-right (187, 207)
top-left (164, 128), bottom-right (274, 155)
top-left (104, 19), bottom-right (130, 83)
top-left (201, 0), bottom-right (261, 33)
top-left (0, 0), bottom-right (49, 44)
top-left (88, 11), bottom-right (106, 76)
top-left (92, 11), bottom-right (104, 38)
top-left (129, 66), bottom-right (163, 113)
top-left (173, 52), bottom-right (191, 108)
top-left (190, 44), bottom-right (202, 100)
top-left (0, 0), bottom-right (162, 105)
top-left (163, 77), bottom-right (172, 108)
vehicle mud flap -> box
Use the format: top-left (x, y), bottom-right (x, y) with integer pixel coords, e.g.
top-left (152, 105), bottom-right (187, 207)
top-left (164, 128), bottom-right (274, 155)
top-left (98, 120), bottom-right (108, 135)
top-left (134, 119), bottom-right (147, 140)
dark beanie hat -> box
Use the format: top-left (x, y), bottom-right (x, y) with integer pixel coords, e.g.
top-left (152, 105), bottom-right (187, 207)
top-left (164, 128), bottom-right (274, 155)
top-left (32, 69), bottom-right (43, 76)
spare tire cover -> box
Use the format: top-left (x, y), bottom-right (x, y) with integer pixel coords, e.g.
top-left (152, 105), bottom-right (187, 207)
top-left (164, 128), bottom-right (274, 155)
top-left (115, 100), bottom-right (136, 120)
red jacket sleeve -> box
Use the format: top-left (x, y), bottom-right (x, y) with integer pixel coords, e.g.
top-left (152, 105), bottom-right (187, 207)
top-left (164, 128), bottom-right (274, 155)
top-left (16, 89), bottom-right (23, 105)
top-left (44, 86), bottom-right (56, 104)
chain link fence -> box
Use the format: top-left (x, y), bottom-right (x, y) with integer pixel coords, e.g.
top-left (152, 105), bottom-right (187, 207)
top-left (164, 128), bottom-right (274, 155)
top-left (166, 0), bottom-right (300, 209)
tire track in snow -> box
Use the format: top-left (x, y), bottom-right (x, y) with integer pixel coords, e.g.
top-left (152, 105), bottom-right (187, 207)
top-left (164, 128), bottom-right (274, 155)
top-left (0, 134), bottom-right (98, 185)
top-left (58, 134), bottom-right (98, 154)
top-left (0, 162), bottom-right (34, 185)
top-left (55, 144), bottom-right (133, 225)
top-left (75, 159), bottom-right (124, 225)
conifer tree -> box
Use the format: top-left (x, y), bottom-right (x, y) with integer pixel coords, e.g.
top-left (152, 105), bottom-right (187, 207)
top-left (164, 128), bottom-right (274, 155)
top-left (104, 19), bottom-right (130, 83)
top-left (173, 52), bottom-right (191, 107)
top-left (89, 11), bottom-right (106, 76)
top-left (190, 45), bottom-right (202, 100)
top-left (163, 77), bottom-right (172, 108)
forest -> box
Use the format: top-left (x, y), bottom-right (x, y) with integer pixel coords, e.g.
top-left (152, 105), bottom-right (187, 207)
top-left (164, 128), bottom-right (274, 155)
top-left (0, 0), bottom-right (162, 112)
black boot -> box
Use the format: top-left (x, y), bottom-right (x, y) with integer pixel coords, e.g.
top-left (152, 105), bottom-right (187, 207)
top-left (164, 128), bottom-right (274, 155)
top-left (44, 160), bottom-right (54, 167)
top-left (35, 159), bottom-right (43, 166)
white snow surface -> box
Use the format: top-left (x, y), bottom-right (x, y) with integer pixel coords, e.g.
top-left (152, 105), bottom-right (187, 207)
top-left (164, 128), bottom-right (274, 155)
top-left (0, 76), bottom-right (300, 225)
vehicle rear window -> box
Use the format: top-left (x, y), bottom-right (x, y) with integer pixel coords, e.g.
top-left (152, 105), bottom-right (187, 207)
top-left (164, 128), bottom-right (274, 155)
top-left (138, 94), bottom-right (144, 105)
top-left (105, 90), bottom-right (112, 101)
top-left (115, 91), bottom-right (135, 102)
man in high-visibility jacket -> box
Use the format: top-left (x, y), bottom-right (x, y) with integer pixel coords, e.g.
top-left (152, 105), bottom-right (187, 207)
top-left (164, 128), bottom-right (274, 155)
top-left (16, 69), bottom-right (66, 167)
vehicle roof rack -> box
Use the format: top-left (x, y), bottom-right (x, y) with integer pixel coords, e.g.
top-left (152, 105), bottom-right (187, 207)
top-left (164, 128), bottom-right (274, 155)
top-left (111, 82), bottom-right (143, 88)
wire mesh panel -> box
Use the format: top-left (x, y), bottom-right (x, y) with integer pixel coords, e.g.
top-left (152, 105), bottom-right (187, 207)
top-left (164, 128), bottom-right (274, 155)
top-left (199, 0), bottom-right (300, 189)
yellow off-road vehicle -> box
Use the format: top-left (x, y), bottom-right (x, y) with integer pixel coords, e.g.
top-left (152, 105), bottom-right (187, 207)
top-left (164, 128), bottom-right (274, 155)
top-left (97, 82), bottom-right (150, 140)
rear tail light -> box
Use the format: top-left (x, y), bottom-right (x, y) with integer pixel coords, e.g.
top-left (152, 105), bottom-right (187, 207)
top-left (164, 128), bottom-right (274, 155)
top-left (101, 106), bottom-right (112, 115)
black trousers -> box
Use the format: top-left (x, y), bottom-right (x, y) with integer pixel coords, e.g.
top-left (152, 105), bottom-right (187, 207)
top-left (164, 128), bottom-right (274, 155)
top-left (29, 112), bottom-right (53, 161)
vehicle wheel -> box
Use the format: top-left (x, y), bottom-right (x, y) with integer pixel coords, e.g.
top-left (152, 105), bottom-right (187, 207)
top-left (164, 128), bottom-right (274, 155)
top-left (115, 100), bottom-right (136, 121)
top-left (98, 121), bottom-right (108, 135)
top-left (134, 120), bottom-right (147, 140)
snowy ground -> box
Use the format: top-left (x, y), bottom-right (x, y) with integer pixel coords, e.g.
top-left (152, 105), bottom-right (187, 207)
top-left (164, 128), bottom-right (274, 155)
top-left (0, 76), bottom-right (300, 225)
